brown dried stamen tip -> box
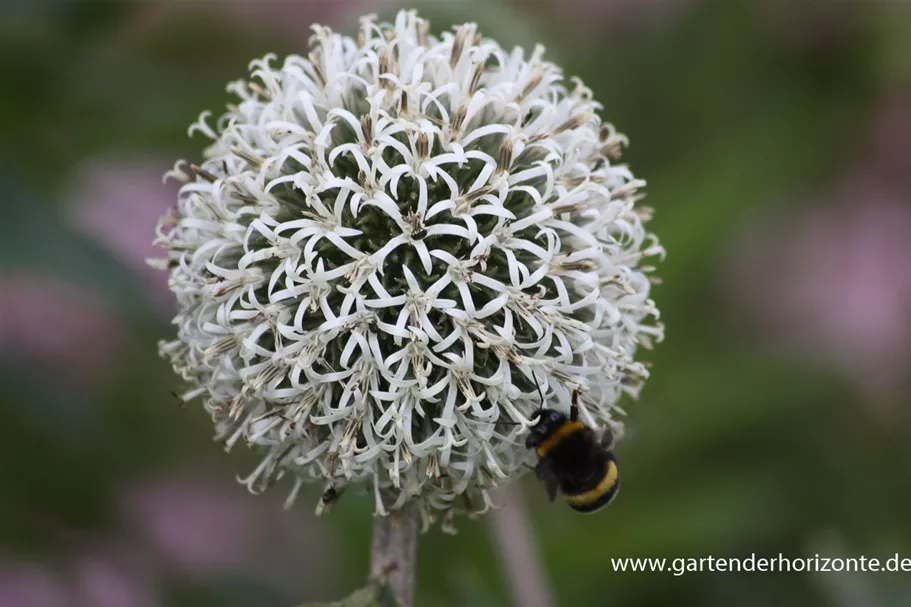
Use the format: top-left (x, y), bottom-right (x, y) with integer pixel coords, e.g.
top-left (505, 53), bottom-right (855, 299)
top-left (451, 105), bottom-right (467, 134)
top-left (634, 205), bottom-right (655, 221)
top-left (497, 139), bottom-right (513, 173)
top-left (555, 113), bottom-right (586, 134)
top-left (360, 114), bottom-right (373, 142)
top-left (465, 185), bottom-right (492, 203)
top-left (308, 52), bottom-right (326, 87)
top-left (231, 147), bottom-right (262, 167)
top-left (557, 260), bottom-right (597, 272)
top-left (519, 70), bottom-right (544, 102)
top-left (449, 25), bottom-right (470, 68)
top-left (620, 375), bottom-right (642, 388)
top-left (468, 60), bottom-right (485, 95)
top-left (602, 142), bottom-right (624, 161)
top-left (561, 174), bottom-right (586, 188)
top-left (399, 91), bottom-right (409, 116)
top-left (191, 164), bottom-right (218, 183)
top-left (521, 108), bottom-right (535, 128)
top-left (379, 49), bottom-right (396, 89)
top-left (416, 132), bottom-right (430, 161)
top-left (233, 192), bottom-right (257, 205)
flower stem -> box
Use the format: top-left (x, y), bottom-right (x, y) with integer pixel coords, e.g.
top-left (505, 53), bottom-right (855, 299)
top-left (370, 508), bottom-right (418, 607)
top-left (489, 486), bottom-right (555, 607)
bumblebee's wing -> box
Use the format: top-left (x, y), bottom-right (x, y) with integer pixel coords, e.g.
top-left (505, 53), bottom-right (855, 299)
top-left (535, 459), bottom-right (561, 502)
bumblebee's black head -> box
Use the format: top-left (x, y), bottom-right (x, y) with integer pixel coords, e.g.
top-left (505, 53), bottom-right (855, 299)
top-left (525, 409), bottom-right (569, 449)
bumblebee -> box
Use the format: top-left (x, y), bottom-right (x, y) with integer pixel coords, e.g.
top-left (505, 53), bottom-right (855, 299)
top-left (525, 390), bottom-right (619, 513)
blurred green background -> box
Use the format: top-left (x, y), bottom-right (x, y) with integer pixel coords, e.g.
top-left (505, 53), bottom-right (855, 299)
top-left (2, 1), bottom-right (911, 606)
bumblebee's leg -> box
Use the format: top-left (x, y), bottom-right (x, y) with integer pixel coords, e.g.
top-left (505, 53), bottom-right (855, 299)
top-left (535, 459), bottom-right (561, 502)
top-left (533, 373), bottom-right (546, 409)
top-left (570, 389), bottom-right (581, 422)
top-left (599, 426), bottom-right (615, 450)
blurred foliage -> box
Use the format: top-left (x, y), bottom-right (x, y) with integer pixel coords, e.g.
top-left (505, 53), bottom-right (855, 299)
top-left (2, 1), bottom-right (911, 606)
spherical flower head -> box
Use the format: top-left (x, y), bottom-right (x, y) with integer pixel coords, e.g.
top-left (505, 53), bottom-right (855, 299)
top-left (154, 10), bottom-right (663, 529)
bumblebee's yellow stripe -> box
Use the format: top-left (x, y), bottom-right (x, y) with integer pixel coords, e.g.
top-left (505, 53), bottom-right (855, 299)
top-left (564, 460), bottom-right (619, 507)
top-left (535, 420), bottom-right (585, 458)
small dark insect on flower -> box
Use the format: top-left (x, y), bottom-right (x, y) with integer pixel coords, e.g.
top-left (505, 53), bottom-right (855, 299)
top-left (407, 211), bottom-right (427, 240)
top-left (316, 485), bottom-right (345, 515)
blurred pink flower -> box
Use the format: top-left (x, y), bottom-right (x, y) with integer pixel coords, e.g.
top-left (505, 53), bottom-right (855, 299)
top-left (0, 560), bottom-right (70, 607)
top-left (0, 274), bottom-right (126, 391)
top-left (121, 476), bottom-right (257, 576)
top-left (70, 547), bottom-right (160, 607)
top-left (729, 173), bottom-right (911, 402)
top-left (120, 472), bottom-right (337, 592)
top-left (65, 159), bottom-right (177, 315)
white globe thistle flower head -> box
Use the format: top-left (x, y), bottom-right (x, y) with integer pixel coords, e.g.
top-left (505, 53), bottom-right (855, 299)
top-left (154, 9), bottom-right (664, 529)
